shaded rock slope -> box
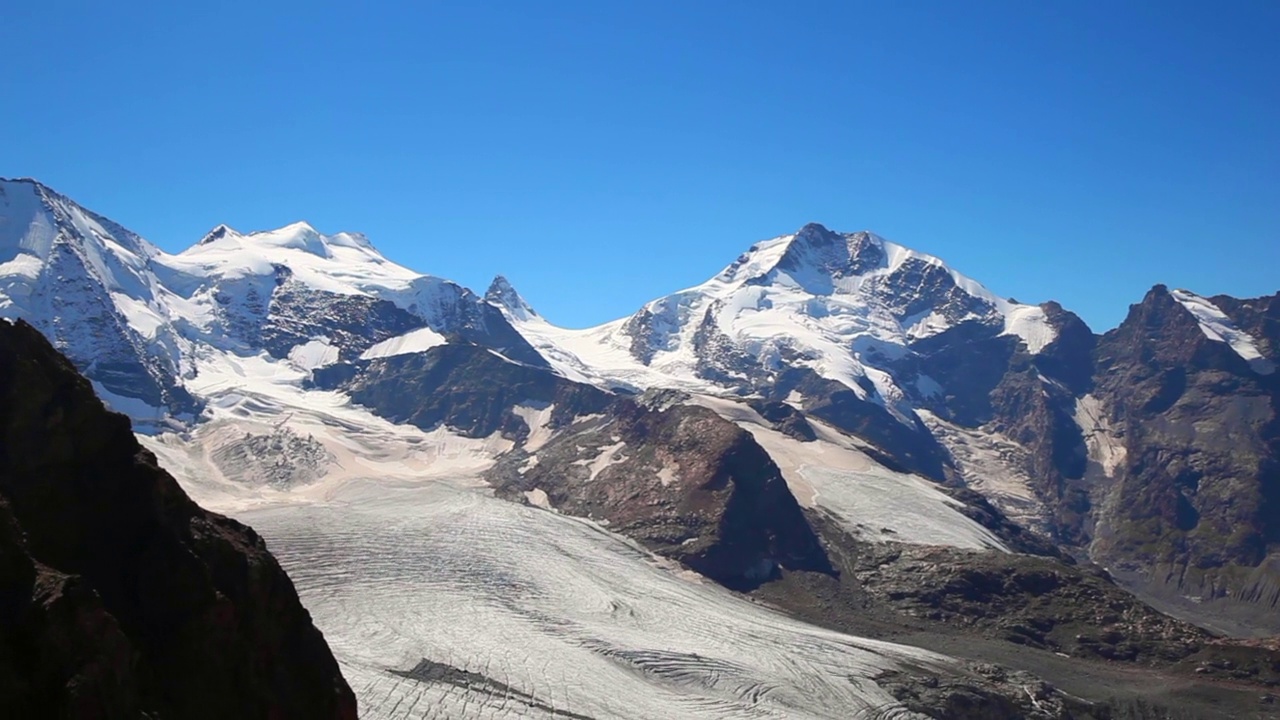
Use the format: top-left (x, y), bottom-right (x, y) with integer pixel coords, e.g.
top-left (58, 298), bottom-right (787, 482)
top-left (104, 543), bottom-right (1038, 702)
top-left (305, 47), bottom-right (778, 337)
top-left (0, 319), bottom-right (356, 719)
top-left (1086, 286), bottom-right (1280, 633)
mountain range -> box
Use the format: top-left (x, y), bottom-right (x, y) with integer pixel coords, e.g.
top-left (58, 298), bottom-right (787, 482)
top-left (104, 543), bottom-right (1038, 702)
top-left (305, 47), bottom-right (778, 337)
top-left (3, 176), bottom-right (1278, 717)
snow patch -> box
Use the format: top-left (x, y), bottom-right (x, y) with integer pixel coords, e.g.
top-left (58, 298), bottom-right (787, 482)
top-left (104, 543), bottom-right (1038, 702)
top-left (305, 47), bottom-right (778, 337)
top-left (656, 465), bottom-right (679, 487)
top-left (1170, 289), bottom-right (1275, 374)
top-left (1073, 394), bottom-right (1126, 477)
top-left (523, 487), bottom-right (552, 510)
top-left (512, 401), bottom-right (556, 452)
top-left (359, 327), bottom-right (447, 360)
top-left (692, 396), bottom-right (1008, 551)
top-left (1000, 304), bottom-right (1057, 354)
top-left (574, 440), bottom-right (628, 482)
top-left (288, 338), bottom-right (340, 369)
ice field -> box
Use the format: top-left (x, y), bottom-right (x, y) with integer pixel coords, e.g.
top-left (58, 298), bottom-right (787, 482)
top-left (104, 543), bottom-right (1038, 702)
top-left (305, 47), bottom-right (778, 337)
top-left (239, 481), bottom-right (953, 719)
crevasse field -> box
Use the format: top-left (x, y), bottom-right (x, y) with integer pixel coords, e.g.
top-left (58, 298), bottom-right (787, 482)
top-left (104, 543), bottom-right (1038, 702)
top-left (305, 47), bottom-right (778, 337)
top-left (241, 481), bottom-right (948, 720)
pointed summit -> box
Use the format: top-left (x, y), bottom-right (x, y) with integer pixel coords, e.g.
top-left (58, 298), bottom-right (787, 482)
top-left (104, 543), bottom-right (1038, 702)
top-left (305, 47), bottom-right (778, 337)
top-left (198, 224), bottom-right (240, 245)
top-left (794, 222), bottom-right (838, 241)
top-left (771, 224), bottom-right (887, 284)
top-left (485, 275), bottom-right (539, 322)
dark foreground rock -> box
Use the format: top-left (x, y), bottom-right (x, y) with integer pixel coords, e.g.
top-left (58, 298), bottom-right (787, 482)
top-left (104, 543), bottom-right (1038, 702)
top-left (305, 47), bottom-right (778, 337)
top-left (0, 319), bottom-right (356, 719)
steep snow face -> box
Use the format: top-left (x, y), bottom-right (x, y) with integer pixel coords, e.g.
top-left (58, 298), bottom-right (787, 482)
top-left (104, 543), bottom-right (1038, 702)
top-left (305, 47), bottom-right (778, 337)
top-left (693, 396), bottom-right (1010, 551)
top-left (501, 224), bottom-right (1056, 413)
top-left (0, 179), bottom-right (159, 284)
top-left (359, 326), bottom-right (449, 360)
top-left (0, 179), bottom-right (193, 419)
top-left (1170, 289), bottom-right (1276, 375)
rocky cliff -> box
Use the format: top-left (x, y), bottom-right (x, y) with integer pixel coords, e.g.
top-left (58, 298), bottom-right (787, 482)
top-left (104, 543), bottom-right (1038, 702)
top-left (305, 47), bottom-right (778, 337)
top-left (0, 319), bottom-right (356, 719)
top-left (1086, 287), bottom-right (1280, 632)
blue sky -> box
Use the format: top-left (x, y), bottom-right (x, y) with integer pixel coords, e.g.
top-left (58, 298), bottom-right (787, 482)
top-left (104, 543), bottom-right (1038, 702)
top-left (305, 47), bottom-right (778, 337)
top-left (2, 1), bottom-right (1276, 330)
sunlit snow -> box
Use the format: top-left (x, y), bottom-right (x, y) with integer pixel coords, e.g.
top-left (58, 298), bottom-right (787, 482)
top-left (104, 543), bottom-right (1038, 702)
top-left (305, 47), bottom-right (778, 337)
top-left (1170, 289), bottom-right (1275, 375)
top-left (496, 227), bottom-right (1058, 421)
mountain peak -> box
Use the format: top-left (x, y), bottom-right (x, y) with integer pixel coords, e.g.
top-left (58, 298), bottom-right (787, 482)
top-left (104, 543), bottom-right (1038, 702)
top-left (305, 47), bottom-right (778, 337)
top-left (0, 175), bottom-right (157, 266)
top-left (198, 223), bottom-right (240, 245)
top-left (795, 221), bottom-right (835, 237)
top-left (275, 220), bottom-right (319, 235)
top-left (0, 176), bottom-right (48, 191)
top-left (772, 224), bottom-right (887, 283)
top-left (485, 274), bottom-right (538, 322)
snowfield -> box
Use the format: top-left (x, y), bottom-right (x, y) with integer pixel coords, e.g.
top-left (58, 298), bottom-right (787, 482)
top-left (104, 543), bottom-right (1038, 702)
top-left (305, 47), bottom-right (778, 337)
top-left (240, 482), bottom-right (952, 720)
top-left (1170, 289), bottom-right (1276, 375)
top-left (692, 397), bottom-right (1010, 552)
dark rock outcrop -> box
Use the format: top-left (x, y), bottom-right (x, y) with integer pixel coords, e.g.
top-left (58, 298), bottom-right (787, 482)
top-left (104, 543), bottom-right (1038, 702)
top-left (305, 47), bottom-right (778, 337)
top-left (317, 342), bottom-right (614, 439)
top-left (261, 279), bottom-right (426, 360)
top-left (493, 400), bottom-right (835, 589)
top-left (0, 319), bottom-right (356, 719)
top-left (1088, 287), bottom-right (1280, 629)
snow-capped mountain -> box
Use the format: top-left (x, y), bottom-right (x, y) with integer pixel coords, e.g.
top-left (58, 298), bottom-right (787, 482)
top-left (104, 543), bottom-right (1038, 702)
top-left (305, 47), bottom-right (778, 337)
top-left (484, 274), bottom-right (540, 322)
top-left (488, 221), bottom-right (1280, 636)
top-left (0, 179), bottom-right (196, 421)
top-left (493, 222), bottom-right (1057, 422)
top-left (158, 221), bottom-right (541, 365)
top-left (0, 177), bottom-right (541, 427)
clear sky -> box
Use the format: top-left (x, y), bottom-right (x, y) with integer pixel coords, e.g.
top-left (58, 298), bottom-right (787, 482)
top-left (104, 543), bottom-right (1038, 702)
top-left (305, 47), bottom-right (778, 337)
top-left (2, 1), bottom-right (1276, 331)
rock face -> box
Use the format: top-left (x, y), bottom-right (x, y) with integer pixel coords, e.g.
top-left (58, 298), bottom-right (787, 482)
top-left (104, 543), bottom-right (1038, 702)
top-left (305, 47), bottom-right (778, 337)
top-left (320, 342), bottom-right (612, 438)
top-left (853, 544), bottom-right (1211, 663)
top-left (1086, 287), bottom-right (1280, 629)
top-left (886, 284), bottom-right (1280, 633)
top-left (0, 319), bottom-right (356, 719)
top-left (492, 397), bottom-right (835, 589)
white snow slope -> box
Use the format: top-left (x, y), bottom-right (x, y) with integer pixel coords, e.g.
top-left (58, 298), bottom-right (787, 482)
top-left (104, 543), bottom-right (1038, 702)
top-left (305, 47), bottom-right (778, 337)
top-left (1170, 288), bottom-right (1276, 375)
top-left (0, 178), bottom-right (505, 422)
top-left (693, 396), bottom-right (1009, 551)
